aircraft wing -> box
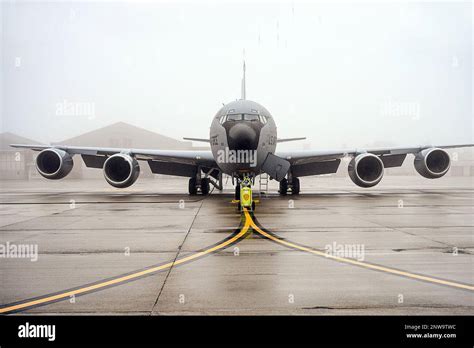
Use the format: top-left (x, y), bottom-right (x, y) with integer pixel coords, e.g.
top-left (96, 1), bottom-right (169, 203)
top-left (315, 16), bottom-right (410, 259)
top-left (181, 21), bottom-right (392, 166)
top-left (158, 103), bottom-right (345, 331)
top-left (275, 144), bottom-right (474, 177)
top-left (10, 144), bottom-right (217, 176)
top-left (276, 144), bottom-right (474, 165)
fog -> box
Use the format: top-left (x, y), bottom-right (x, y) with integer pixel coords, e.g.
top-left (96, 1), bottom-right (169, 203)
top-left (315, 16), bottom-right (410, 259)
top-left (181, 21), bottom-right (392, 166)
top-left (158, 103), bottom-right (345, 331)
top-left (1, 0), bottom-right (472, 150)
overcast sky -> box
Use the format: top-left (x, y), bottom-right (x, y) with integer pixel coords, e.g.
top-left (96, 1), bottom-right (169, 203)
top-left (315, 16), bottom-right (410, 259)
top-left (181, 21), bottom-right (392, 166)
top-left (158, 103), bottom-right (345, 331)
top-left (1, 0), bottom-right (472, 150)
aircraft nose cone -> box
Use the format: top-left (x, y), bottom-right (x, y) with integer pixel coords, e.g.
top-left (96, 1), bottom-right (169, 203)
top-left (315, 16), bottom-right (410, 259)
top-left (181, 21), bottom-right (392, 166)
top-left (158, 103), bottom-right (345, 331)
top-left (227, 123), bottom-right (258, 150)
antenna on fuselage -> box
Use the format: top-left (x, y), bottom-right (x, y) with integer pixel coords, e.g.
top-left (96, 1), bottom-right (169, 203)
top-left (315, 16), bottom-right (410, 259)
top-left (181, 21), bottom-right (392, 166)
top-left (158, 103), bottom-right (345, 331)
top-left (241, 60), bottom-right (246, 100)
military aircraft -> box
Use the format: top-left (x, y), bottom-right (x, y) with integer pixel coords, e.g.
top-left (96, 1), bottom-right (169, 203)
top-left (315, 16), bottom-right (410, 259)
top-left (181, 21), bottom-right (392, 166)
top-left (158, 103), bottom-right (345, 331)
top-left (11, 62), bottom-right (473, 198)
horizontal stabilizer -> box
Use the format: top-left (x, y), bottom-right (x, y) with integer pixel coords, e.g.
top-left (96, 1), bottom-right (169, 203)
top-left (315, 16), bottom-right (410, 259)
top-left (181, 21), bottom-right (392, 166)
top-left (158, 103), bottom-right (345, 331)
top-left (277, 137), bottom-right (306, 143)
top-left (183, 137), bottom-right (210, 143)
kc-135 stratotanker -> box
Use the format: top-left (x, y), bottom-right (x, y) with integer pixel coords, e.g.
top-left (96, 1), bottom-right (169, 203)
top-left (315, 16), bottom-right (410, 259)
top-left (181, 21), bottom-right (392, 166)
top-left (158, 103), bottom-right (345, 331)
top-left (11, 62), bottom-right (473, 205)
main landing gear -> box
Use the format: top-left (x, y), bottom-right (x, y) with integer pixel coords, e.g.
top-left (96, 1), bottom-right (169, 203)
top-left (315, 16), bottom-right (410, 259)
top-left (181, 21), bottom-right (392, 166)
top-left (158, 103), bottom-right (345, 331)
top-left (279, 176), bottom-right (300, 195)
top-left (188, 176), bottom-right (211, 195)
top-left (188, 167), bottom-right (223, 195)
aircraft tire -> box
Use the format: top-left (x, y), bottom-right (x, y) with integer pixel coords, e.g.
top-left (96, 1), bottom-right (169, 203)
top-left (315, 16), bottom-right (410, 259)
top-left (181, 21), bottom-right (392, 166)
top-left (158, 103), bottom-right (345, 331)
top-left (188, 177), bottom-right (197, 195)
top-left (235, 184), bottom-right (241, 200)
top-left (201, 178), bottom-right (210, 195)
top-left (279, 178), bottom-right (288, 195)
top-left (292, 177), bottom-right (300, 195)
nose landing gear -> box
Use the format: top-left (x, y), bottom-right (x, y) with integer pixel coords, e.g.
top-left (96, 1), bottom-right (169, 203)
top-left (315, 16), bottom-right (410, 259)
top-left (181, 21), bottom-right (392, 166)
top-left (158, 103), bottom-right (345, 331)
top-left (235, 183), bottom-right (240, 200)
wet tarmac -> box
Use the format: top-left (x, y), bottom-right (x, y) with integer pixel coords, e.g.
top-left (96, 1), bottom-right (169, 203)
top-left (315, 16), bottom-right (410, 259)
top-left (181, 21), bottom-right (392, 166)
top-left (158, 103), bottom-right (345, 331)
top-left (0, 176), bottom-right (472, 314)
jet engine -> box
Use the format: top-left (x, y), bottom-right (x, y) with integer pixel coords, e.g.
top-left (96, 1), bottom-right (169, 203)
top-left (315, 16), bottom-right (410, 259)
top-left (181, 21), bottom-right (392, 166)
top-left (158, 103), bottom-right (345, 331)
top-left (36, 148), bottom-right (74, 179)
top-left (103, 153), bottom-right (140, 188)
top-left (414, 148), bottom-right (450, 179)
top-left (348, 153), bottom-right (384, 188)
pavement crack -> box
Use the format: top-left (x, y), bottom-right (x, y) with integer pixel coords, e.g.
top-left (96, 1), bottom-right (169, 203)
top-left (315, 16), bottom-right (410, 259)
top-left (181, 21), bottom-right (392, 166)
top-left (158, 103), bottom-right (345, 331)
top-left (150, 198), bottom-right (205, 314)
top-left (302, 304), bottom-right (474, 310)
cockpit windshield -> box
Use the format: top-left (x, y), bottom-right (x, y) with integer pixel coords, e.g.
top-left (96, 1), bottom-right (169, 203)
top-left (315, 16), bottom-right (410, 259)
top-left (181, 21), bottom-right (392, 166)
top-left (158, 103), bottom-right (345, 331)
top-left (222, 113), bottom-right (266, 124)
top-left (243, 114), bottom-right (259, 121)
top-left (227, 114), bottom-right (243, 122)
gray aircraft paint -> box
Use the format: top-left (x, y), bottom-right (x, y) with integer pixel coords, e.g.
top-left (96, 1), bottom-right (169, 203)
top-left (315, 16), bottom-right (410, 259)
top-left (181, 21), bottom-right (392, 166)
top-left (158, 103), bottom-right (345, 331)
top-left (210, 99), bottom-right (277, 176)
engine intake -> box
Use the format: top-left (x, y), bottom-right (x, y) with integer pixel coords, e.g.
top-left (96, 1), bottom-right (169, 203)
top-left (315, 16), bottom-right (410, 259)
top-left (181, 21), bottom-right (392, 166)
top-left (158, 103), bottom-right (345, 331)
top-left (103, 154), bottom-right (140, 188)
top-left (414, 148), bottom-right (450, 179)
top-left (36, 148), bottom-right (73, 179)
top-left (348, 153), bottom-right (384, 187)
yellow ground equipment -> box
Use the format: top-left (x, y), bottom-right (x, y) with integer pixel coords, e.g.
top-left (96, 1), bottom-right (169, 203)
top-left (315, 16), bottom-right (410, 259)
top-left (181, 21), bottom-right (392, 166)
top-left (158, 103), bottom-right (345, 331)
top-left (239, 177), bottom-right (256, 211)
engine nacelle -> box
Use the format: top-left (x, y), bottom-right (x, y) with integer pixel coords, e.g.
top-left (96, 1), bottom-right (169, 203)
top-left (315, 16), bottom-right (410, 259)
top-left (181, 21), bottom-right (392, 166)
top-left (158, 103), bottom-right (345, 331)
top-left (36, 148), bottom-right (74, 179)
top-left (348, 153), bottom-right (384, 188)
top-left (103, 154), bottom-right (140, 188)
top-left (414, 148), bottom-right (450, 179)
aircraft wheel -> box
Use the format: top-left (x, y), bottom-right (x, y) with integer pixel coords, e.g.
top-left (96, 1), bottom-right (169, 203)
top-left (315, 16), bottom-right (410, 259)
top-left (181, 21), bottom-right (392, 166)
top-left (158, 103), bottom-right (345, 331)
top-left (235, 184), bottom-right (241, 200)
top-left (188, 177), bottom-right (197, 195)
top-left (201, 178), bottom-right (210, 195)
top-left (279, 178), bottom-right (288, 195)
top-left (292, 177), bottom-right (300, 195)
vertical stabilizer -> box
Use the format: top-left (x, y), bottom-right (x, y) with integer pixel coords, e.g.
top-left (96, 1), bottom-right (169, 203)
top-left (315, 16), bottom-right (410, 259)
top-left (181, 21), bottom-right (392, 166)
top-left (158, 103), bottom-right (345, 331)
top-left (241, 60), bottom-right (246, 100)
